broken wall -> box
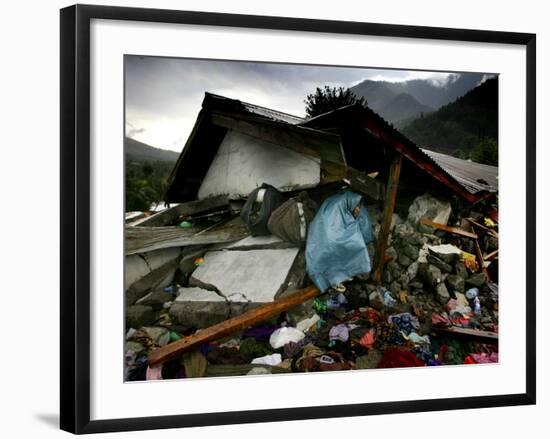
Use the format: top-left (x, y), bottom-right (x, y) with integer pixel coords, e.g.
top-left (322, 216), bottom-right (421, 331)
top-left (197, 129), bottom-right (321, 199)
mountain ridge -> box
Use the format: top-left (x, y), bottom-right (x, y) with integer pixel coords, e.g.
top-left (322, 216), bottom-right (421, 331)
top-left (125, 137), bottom-right (180, 163)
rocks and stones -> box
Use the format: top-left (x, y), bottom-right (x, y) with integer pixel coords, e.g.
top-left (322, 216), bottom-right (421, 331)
top-left (399, 273), bottom-right (410, 287)
top-left (435, 282), bottom-right (451, 305)
top-left (387, 261), bottom-right (402, 279)
top-left (403, 232), bottom-right (425, 247)
top-left (389, 281), bottom-right (402, 295)
top-left (398, 254), bottom-right (412, 267)
top-left (407, 193), bottom-right (452, 231)
top-left (169, 287), bottom-right (230, 328)
top-left (455, 262), bottom-right (469, 279)
top-left (190, 248), bottom-right (300, 303)
top-left (407, 261), bottom-right (419, 279)
top-left (126, 305), bottom-right (156, 329)
top-left (428, 244), bottom-right (462, 265)
top-left (446, 274), bottom-right (465, 293)
top-left (143, 326), bottom-right (170, 346)
top-left (427, 254), bottom-right (453, 273)
top-left (125, 341), bottom-right (145, 354)
top-left (466, 272), bottom-right (488, 287)
top-left (408, 281), bottom-right (424, 290)
top-left (386, 246), bottom-right (398, 260)
top-left (418, 263), bottom-right (442, 288)
top-left (402, 243), bottom-right (420, 261)
top-left (369, 290), bottom-right (385, 310)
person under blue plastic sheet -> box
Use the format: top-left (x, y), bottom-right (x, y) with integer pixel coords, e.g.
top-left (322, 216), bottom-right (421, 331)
top-left (305, 191), bottom-right (375, 293)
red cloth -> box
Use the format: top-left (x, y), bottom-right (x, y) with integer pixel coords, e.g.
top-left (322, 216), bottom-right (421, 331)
top-left (378, 348), bottom-right (425, 368)
top-left (359, 328), bottom-right (376, 348)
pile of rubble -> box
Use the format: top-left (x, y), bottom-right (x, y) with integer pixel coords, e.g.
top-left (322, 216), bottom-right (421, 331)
top-left (124, 190), bottom-right (499, 381)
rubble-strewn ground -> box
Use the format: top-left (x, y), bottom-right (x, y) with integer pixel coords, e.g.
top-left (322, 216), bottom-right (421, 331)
top-left (125, 193), bottom-right (499, 380)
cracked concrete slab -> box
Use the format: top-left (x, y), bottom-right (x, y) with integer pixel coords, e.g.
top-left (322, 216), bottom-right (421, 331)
top-left (190, 248), bottom-right (300, 304)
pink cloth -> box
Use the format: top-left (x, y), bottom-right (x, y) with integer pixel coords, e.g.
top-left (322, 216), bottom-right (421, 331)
top-left (470, 352), bottom-right (499, 363)
top-left (146, 365), bottom-right (163, 380)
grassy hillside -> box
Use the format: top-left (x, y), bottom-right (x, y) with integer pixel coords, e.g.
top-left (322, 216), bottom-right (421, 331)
top-left (124, 137), bottom-right (179, 212)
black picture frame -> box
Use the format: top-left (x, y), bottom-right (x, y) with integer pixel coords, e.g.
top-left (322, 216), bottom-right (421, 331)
top-left (60, 4), bottom-right (536, 434)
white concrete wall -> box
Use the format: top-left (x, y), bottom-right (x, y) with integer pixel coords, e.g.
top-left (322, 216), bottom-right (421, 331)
top-left (197, 129), bottom-right (321, 199)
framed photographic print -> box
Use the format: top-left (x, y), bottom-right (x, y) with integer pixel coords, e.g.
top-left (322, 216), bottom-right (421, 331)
top-left (60, 4), bottom-right (536, 434)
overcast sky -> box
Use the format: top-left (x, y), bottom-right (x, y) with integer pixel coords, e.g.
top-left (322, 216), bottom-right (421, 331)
top-left (125, 56), bottom-right (456, 152)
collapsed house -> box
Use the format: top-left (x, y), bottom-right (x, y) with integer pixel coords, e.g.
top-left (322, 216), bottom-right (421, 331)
top-left (125, 93), bottom-right (499, 380)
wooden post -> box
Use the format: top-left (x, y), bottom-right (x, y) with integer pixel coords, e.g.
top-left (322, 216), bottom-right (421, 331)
top-left (372, 153), bottom-right (402, 284)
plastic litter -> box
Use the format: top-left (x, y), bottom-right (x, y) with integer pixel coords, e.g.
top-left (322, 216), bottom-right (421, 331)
top-left (296, 314), bottom-right (321, 333)
top-left (405, 332), bottom-right (431, 345)
top-left (473, 296), bottom-right (481, 315)
top-left (251, 353), bottom-right (282, 366)
top-left (178, 220), bottom-right (193, 228)
top-left (269, 327), bottom-right (305, 349)
top-left (383, 290), bottom-right (397, 307)
top-left (465, 287), bottom-right (479, 300)
top-left (305, 191), bottom-right (375, 293)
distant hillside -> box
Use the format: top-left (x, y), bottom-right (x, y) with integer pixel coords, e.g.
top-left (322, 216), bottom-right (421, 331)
top-left (350, 73), bottom-right (487, 125)
top-left (377, 93), bottom-right (434, 128)
top-left (125, 137), bottom-right (179, 163)
top-left (401, 77), bottom-right (498, 159)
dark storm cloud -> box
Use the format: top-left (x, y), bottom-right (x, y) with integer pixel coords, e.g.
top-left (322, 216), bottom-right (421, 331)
top-left (124, 56), bottom-right (453, 151)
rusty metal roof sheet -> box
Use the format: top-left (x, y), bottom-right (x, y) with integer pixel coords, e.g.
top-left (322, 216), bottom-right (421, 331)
top-left (421, 148), bottom-right (498, 194)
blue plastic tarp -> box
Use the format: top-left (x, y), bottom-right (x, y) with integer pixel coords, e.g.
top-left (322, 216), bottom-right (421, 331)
top-left (305, 191), bottom-right (375, 293)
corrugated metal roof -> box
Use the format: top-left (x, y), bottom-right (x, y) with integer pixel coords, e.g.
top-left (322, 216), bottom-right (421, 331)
top-left (204, 93), bottom-right (305, 125)
top-left (300, 103), bottom-right (498, 199)
top-left (421, 148), bottom-right (498, 194)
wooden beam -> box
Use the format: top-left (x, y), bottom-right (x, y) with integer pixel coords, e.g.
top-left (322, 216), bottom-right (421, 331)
top-left (372, 153), bottom-right (402, 284)
top-left (466, 223), bottom-right (489, 277)
top-left (132, 195), bottom-right (229, 227)
top-left (433, 326), bottom-right (498, 343)
top-left (361, 121), bottom-right (479, 204)
top-left (321, 161), bottom-right (386, 201)
top-left (483, 249), bottom-right (499, 261)
top-left (466, 218), bottom-right (499, 239)
top-left (148, 285), bottom-right (320, 366)
top-left (420, 218), bottom-right (479, 239)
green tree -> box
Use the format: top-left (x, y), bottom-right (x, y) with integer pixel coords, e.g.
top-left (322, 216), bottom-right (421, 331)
top-left (304, 86), bottom-right (367, 118)
top-left (469, 137), bottom-right (498, 166)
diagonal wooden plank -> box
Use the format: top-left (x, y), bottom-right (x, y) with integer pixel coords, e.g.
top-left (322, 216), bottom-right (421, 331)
top-left (148, 285), bottom-right (320, 366)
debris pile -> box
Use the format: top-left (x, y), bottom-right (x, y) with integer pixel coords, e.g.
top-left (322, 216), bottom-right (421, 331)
top-left (124, 190), bottom-right (499, 381)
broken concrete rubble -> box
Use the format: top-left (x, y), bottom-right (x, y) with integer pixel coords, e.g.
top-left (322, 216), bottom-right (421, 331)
top-left (170, 287), bottom-right (230, 328)
top-left (407, 193), bottom-right (452, 232)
